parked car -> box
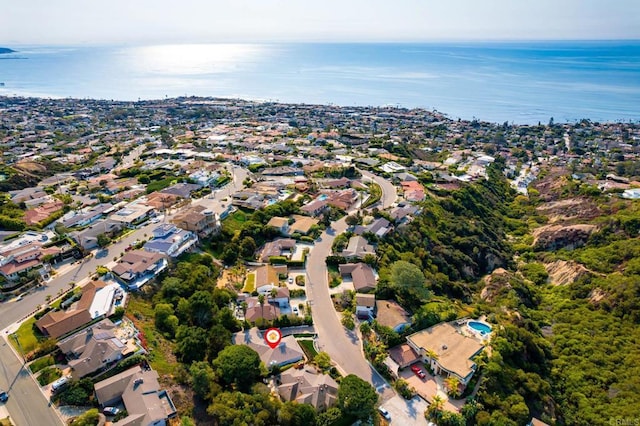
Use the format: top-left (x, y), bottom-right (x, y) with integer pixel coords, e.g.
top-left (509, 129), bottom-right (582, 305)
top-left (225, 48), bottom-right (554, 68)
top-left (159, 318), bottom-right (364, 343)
top-left (411, 364), bottom-right (426, 379)
top-left (103, 407), bottom-right (120, 416)
top-left (378, 407), bottom-right (391, 421)
top-left (292, 306), bottom-right (299, 314)
top-left (288, 277), bottom-right (294, 284)
top-left (0, 391), bottom-right (8, 402)
top-left (51, 376), bottom-right (70, 392)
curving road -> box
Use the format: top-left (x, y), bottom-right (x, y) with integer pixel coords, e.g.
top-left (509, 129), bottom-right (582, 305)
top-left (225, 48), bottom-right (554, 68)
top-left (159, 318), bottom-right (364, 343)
top-left (359, 169), bottom-right (398, 209)
top-left (306, 170), bottom-right (399, 399)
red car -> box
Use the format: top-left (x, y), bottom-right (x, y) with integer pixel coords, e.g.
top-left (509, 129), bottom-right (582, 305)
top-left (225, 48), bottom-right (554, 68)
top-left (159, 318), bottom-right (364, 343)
top-left (411, 365), bottom-right (426, 379)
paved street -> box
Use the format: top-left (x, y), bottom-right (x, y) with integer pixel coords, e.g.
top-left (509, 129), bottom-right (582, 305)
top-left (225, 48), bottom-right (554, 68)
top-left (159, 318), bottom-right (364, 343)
top-left (306, 216), bottom-right (392, 399)
top-left (359, 169), bottom-right (398, 208)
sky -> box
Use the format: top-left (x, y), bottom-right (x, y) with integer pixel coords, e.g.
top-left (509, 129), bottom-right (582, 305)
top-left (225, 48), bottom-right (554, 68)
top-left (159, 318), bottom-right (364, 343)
top-left (1, 0), bottom-right (639, 46)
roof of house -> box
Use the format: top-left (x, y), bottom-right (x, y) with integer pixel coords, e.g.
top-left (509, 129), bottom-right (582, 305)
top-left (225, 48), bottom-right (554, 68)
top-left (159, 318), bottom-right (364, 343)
top-left (266, 217), bottom-right (289, 229)
top-left (278, 366), bottom-right (339, 411)
top-left (375, 300), bottom-right (411, 330)
top-left (288, 215), bottom-right (319, 235)
top-left (68, 336), bottom-right (125, 378)
top-left (259, 238), bottom-right (296, 262)
top-left (36, 280), bottom-right (110, 338)
top-left (112, 250), bottom-right (165, 279)
top-left (341, 236), bottom-right (375, 259)
top-left (407, 323), bottom-right (484, 380)
top-left (254, 265), bottom-right (280, 289)
top-left (388, 344), bottom-right (420, 367)
top-left (339, 263), bottom-right (376, 292)
top-left (355, 294), bottom-right (376, 308)
top-left (58, 319), bottom-right (117, 356)
top-left (233, 328), bottom-right (304, 367)
top-left (94, 366), bottom-right (176, 426)
top-left (244, 297), bottom-right (280, 322)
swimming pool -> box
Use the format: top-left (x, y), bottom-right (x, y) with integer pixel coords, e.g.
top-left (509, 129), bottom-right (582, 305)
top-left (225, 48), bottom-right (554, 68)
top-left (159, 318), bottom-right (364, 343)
top-left (468, 320), bottom-right (492, 336)
top-left (318, 194), bottom-right (328, 201)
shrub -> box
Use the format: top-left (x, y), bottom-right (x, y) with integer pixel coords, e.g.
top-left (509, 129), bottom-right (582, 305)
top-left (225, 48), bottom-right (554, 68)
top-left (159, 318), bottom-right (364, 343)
top-left (37, 367), bottom-right (62, 385)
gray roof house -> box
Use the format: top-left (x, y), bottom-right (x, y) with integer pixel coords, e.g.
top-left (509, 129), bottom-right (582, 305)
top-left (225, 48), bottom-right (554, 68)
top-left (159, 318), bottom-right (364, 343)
top-left (277, 366), bottom-right (339, 411)
top-left (94, 366), bottom-right (177, 426)
top-left (232, 328), bottom-right (304, 368)
top-left (340, 236), bottom-right (375, 260)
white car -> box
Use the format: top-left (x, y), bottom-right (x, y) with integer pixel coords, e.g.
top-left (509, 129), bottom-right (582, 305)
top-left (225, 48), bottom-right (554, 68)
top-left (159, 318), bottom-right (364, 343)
top-left (292, 306), bottom-right (299, 314)
top-left (288, 277), bottom-right (294, 284)
top-left (378, 407), bottom-right (391, 421)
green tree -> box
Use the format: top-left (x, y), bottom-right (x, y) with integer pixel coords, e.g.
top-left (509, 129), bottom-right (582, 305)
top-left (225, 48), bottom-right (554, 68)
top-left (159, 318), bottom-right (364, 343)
top-left (389, 260), bottom-right (428, 298)
top-left (189, 361), bottom-right (216, 400)
top-left (316, 407), bottom-right (343, 426)
top-left (175, 325), bottom-right (208, 363)
top-left (154, 303), bottom-right (178, 336)
top-left (213, 345), bottom-right (262, 391)
top-left (314, 351), bottom-right (332, 371)
top-left (337, 374), bottom-right (378, 421)
top-left (96, 233), bottom-right (111, 248)
top-left (278, 401), bottom-right (317, 426)
top-left (70, 408), bottom-right (100, 426)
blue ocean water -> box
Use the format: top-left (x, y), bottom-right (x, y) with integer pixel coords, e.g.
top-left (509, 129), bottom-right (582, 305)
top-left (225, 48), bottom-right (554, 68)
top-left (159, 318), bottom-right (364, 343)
top-left (0, 41), bottom-right (639, 124)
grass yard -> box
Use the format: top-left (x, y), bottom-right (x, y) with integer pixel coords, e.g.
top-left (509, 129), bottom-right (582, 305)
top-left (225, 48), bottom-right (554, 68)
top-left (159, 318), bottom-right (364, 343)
top-left (29, 354), bottom-right (54, 373)
top-left (242, 273), bottom-right (256, 293)
top-left (222, 210), bottom-right (248, 234)
top-left (297, 339), bottom-right (318, 359)
top-left (11, 316), bottom-right (43, 355)
top-left (327, 265), bottom-right (342, 288)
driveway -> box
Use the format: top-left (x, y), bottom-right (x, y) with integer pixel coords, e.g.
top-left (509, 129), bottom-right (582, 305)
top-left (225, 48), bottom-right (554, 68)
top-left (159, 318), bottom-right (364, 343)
top-left (399, 365), bottom-right (463, 413)
top-left (380, 395), bottom-right (430, 426)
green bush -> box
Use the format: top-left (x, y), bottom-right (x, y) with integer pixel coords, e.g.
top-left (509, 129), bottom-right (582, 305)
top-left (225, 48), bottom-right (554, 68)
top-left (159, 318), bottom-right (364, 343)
top-left (37, 367), bottom-right (62, 385)
top-left (30, 355), bottom-right (54, 373)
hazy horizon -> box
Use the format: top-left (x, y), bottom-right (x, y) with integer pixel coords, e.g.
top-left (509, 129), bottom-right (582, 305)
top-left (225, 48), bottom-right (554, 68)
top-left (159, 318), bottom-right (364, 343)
top-left (2, 0), bottom-right (638, 46)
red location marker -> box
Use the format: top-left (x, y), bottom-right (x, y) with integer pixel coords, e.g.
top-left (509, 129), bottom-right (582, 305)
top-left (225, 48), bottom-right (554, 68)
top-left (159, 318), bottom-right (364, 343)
top-left (264, 328), bottom-right (282, 349)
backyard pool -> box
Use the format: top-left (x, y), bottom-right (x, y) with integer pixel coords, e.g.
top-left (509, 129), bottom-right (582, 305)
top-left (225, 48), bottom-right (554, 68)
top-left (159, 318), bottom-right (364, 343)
top-left (468, 320), bottom-right (492, 336)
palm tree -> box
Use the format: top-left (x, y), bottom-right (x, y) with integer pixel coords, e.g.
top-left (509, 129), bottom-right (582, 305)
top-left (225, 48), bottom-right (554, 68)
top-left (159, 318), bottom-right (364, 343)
top-left (258, 294), bottom-right (265, 320)
top-left (445, 376), bottom-right (461, 399)
top-left (426, 395), bottom-right (444, 420)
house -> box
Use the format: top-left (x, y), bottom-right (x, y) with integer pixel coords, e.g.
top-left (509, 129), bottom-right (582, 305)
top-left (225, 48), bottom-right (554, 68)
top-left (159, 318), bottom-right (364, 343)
top-left (254, 264), bottom-right (280, 290)
top-left (266, 217), bottom-right (290, 235)
top-left (94, 366), bottom-right (177, 426)
top-left (111, 250), bottom-right (168, 290)
top-left (388, 344), bottom-right (421, 370)
top-left (277, 366), bottom-right (339, 411)
top-left (58, 319), bottom-right (127, 378)
top-left (143, 224), bottom-right (198, 258)
top-left (288, 215), bottom-right (319, 236)
top-left (24, 200), bottom-right (64, 226)
top-left (355, 294), bottom-right (375, 319)
top-left (353, 218), bottom-right (393, 238)
top-left (375, 300), bottom-right (412, 332)
top-left (160, 182), bottom-right (200, 199)
top-left (324, 177), bottom-right (351, 189)
top-left (171, 204), bottom-right (220, 238)
top-left (259, 238), bottom-right (297, 262)
top-left (243, 296), bottom-right (281, 322)
top-left (300, 199), bottom-right (328, 217)
top-left (109, 202), bottom-right (155, 228)
top-left (338, 263), bottom-right (376, 293)
top-left (406, 323), bottom-right (485, 390)
top-left (70, 219), bottom-right (123, 251)
top-left (0, 234), bottom-right (61, 281)
top-left (233, 328), bottom-right (304, 368)
top-left (36, 280), bottom-right (120, 339)
top-left (61, 204), bottom-right (112, 228)
top-left (340, 236), bottom-right (375, 260)
top-left (528, 418), bottom-right (551, 426)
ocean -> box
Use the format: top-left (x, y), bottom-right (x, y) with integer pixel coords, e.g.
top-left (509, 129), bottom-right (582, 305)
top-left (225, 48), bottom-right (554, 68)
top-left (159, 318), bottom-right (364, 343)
top-left (1, 41), bottom-right (639, 124)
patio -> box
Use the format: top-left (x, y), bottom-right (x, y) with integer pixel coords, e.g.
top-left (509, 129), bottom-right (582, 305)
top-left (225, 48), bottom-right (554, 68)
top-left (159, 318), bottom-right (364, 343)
top-left (398, 363), bottom-right (464, 413)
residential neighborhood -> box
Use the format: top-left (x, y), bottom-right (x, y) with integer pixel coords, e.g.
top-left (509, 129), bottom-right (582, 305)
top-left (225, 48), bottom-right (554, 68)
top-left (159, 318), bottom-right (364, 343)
top-left (0, 95), bottom-right (638, 426)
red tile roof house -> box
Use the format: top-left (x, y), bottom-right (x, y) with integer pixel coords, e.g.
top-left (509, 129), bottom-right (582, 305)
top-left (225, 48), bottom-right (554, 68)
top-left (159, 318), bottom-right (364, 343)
top-left (0, 242), bottom-right (61, 281)
top-left (24, 200), bottom-right (64, 226)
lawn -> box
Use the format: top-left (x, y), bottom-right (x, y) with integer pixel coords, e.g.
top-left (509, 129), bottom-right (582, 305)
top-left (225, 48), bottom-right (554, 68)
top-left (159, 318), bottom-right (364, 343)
top-left (29, 354), bottom-right (54, 373)
top-left (11, 316), bottom-right (43, 355)
top-left (145, 177), bottom-right (177, 194)
top-left (297, 339), bottom-right (318, 359)
top-left (242, 273), bottom-right (256, 293)
top-left (222, 210), bottom-right (248, 234)
top-left (327, 265), bottom-right (342, 288)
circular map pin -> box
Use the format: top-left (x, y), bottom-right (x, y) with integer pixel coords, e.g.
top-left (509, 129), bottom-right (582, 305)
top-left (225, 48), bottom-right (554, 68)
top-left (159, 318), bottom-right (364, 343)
top-left (264, 327), bottom-right (282, 349)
